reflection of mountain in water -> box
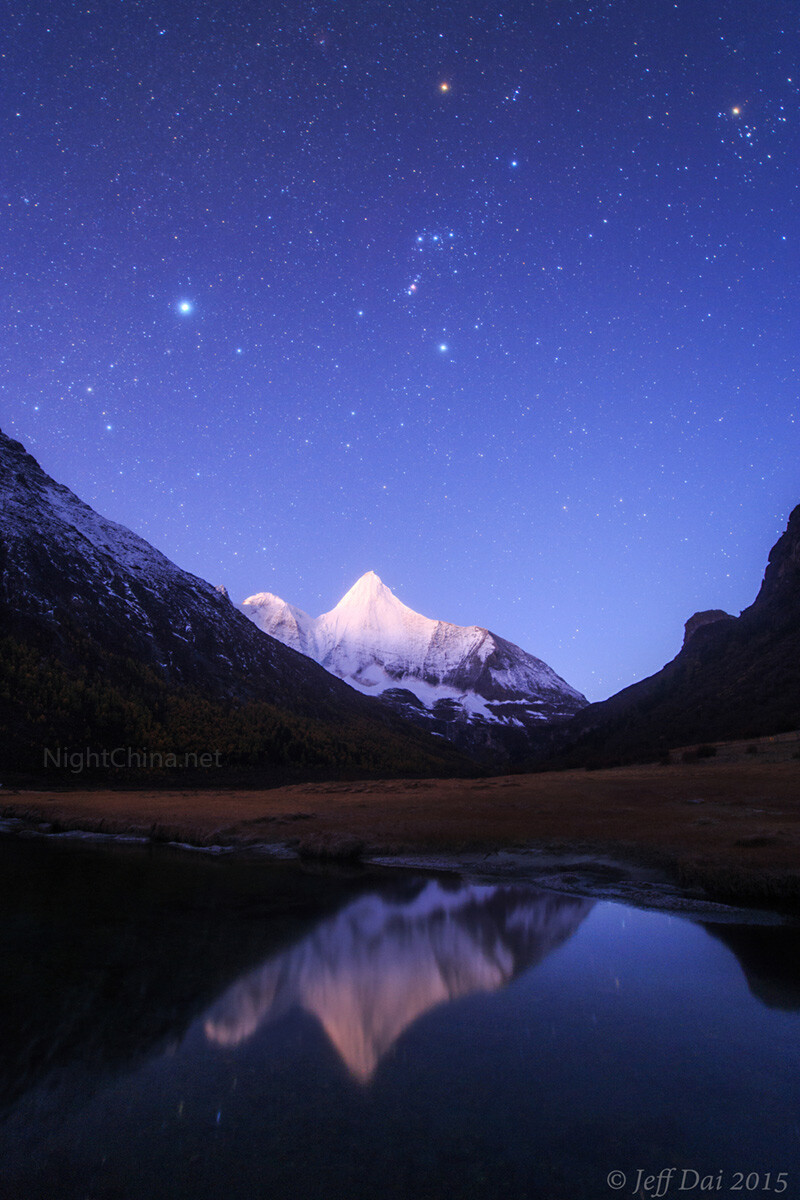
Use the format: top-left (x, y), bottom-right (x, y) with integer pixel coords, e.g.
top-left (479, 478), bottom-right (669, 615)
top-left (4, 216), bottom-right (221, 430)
top-left (704, 924), bottom-right (800, 1011)
top-left (203, 881), bottom-right (593, 1081)
top-left (0, 840), bottom-right (389, 1114)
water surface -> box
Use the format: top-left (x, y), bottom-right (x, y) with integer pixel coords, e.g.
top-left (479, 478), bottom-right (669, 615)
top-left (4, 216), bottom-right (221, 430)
top-left (1, 837), bottom-right (799, 1200)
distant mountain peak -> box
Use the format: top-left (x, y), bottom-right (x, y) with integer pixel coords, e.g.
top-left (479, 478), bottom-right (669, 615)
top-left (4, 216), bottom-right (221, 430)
top-left (0, 428), bottom-right (465, 778)
top-left (242, 572), bottom-right (587, 756)
top-left (325, 573), bottom-right (436, 653)
top-left (342, 569), bottom-right (382, 592)
top-left (333, 571), bottom-right (403, 612)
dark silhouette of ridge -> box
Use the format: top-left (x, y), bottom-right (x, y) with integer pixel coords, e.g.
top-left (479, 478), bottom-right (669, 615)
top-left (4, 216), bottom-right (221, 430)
top-left (555, 505), bottom-right (800, 764)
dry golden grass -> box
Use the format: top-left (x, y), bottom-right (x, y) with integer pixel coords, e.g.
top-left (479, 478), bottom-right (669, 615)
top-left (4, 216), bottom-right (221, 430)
top-left (3, 758), bottom-right (800, 904)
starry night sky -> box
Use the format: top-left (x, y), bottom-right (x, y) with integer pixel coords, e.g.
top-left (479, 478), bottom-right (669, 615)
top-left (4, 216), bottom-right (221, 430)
top-left (3, 0), bottom-right (799, 700)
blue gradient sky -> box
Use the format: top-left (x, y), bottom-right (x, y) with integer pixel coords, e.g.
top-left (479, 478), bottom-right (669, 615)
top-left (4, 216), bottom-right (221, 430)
top-left (3, 0), bottom-right (798, 699)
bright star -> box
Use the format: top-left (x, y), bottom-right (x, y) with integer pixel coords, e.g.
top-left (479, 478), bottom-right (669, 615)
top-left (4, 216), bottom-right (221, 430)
top-left (439, 343), bottom-right (448, 353)
top-left (439, 81), bottom-right (450, 93)
top-left (177, 300), bottom-right (194, 315)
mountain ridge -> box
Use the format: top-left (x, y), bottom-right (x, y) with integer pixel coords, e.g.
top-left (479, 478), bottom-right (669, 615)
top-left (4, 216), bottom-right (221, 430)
top-left (242, 571), bottom-right (587, 757)
top-left (556, 504), bottom-right (800, 764)
top-left (0, 430), bottom-right (469, 780)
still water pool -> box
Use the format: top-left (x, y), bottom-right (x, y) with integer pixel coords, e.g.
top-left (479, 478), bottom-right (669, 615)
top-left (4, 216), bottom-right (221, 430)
top-left (1, 836), bottom-right (799, 1200)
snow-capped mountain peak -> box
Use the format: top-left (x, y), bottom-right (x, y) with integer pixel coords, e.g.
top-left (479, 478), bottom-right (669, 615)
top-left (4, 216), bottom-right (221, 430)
top-left (318, 572), bottom-right (438, 667)
top-left (330, 570), bottom-right (420, 628)
top-left (241, 591), bottom-right (316, 657)
top-left (242, 573), bottom-right (587, 752)
top-left (334, 569), bottom-right (388, 608)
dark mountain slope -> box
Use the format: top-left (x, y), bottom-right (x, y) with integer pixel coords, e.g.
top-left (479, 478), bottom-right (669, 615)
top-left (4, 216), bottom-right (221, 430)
top-left (0, 431), bottom-right (468, 781)
top-left (555, 505), bottom-right (800, 765)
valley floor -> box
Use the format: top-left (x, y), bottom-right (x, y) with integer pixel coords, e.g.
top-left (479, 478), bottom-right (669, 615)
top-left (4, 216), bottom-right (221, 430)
top-left (2, 757), bottom-right (800, 909)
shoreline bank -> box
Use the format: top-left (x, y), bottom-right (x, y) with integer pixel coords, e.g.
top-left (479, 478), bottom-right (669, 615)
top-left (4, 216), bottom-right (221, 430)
top-left (2, 758), bottom-right (799, 913)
